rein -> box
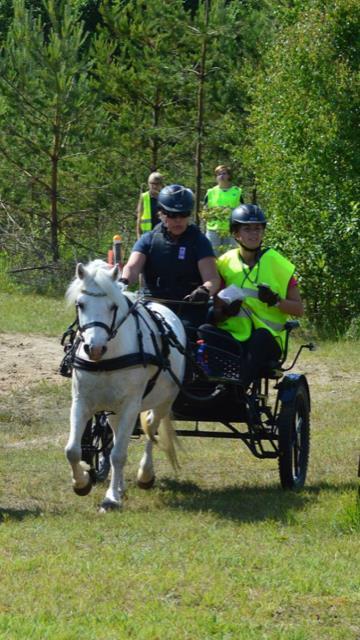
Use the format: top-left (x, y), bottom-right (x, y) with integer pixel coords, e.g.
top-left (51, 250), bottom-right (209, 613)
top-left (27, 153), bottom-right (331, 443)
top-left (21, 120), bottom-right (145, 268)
top-left (60, 296), bottom-right (168, 391)
top-left (60, 293), bottom-right (223, 404)
top-left (139, 302), bottom-right (223, 403)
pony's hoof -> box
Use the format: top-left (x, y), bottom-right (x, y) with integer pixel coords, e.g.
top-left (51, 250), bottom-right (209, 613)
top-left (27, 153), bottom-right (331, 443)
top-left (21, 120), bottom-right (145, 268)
top-left (73, 477), bottom-right (93, 496)
top-left (99, 499), bottom-right (121, 513)
top-left (137, 475), bottom-right (155, 490)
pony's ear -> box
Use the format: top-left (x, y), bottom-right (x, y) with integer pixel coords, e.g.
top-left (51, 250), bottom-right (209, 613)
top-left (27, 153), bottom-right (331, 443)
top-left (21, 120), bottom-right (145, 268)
top-left (111, 265), bottom-right (120, 281)
top-left (76, 263), bottom-right (86, 280)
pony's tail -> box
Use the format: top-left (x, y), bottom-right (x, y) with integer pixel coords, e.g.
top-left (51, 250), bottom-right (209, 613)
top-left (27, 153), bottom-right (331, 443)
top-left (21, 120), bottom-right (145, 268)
top-left (140, 410), bottom-right (181, 472)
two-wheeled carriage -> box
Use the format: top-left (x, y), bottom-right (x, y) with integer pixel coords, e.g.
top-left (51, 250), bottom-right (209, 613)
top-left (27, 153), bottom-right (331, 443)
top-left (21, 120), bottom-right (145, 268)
top-left (172, 320), bottom-right (314, 489)
top-left (75, 302), bottom-right (314, 491)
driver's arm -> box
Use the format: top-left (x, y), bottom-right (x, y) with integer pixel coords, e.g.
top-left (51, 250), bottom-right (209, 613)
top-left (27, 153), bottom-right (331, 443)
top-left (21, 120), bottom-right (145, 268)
top-left (121, 251), bottom-right (146, 286)
top-left (198, 256), bottom-right (220, 296)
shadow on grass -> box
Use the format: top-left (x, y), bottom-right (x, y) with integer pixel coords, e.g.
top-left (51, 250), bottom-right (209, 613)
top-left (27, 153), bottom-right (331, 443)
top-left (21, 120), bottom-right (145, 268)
top-left (158, 479), bottom-right (357, 524)
top-left (0, 506), bottom-right (43, 523)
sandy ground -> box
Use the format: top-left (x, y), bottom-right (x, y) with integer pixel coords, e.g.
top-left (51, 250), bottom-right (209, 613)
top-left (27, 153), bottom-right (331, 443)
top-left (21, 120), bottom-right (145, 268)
top-left (0, 331), bottom-right (358, 401)
top-left (0, 332), bottom-right (65, 396)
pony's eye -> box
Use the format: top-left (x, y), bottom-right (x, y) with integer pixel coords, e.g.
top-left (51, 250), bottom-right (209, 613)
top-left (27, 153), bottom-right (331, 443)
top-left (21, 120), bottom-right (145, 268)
top-left (110, 304), bottom-right (117, 312)
top-left (77, 302), bottom-right (84, 311)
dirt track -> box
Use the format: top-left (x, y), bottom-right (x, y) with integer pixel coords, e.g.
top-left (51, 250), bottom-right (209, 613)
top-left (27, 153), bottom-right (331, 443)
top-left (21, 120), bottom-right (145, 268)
top-left (0, 332), bottom-right (65, 396)
top-left (0, 332), bottom-right (358, 402)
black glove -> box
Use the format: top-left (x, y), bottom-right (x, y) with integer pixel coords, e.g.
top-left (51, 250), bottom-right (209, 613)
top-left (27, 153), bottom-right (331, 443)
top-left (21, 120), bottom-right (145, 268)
top-left (183, 285), bottom-right (210, 303)
top-left (222, 299), bottom-right (242, 317)
top-left (258, 283), bottom-right (280, 306)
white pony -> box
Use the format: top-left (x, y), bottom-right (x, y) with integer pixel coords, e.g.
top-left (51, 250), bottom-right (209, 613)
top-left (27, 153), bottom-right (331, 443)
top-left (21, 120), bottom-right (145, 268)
top-left (64, 259), bottom-right (186, 512)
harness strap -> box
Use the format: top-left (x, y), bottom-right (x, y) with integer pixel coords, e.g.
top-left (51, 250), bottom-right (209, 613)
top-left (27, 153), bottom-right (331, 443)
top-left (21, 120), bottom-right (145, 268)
top-left (141, 301), bottom-right (222, 404)
top-left (60, 295), bottom-right (220, 403)
top-left (72, 353), bottom-right (160, 372)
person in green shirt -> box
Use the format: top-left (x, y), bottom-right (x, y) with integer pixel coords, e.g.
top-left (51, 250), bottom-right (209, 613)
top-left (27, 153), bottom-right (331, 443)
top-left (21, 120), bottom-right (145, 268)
top-left (199, 204), bottom-right (304, 388)
top-left (202, 164), bottom-right (243, 256)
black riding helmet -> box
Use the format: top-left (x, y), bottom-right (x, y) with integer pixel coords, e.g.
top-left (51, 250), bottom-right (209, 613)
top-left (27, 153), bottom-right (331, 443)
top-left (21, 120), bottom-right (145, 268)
top-left (229, 204), bottom-right (267, 233)
top-left (157, 184), bottom-right (194, 216)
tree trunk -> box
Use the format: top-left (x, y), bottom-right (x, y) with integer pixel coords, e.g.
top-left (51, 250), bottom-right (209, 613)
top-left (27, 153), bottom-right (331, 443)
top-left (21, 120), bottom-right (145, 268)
top-left (150, 88), bottom-right (161, 171)
top-left (50, 123), bottom-right (60, 262)
top-left (194, 0), bottom-right (210, 226)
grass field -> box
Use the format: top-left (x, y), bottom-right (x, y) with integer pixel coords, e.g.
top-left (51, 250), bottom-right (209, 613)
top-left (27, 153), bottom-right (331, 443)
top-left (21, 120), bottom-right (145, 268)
top-left (0, 291), bottom-right (359, 639)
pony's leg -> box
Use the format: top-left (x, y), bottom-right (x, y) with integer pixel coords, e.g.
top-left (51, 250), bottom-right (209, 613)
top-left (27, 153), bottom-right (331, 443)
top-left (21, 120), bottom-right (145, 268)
top-left (137, 413), bottom-right (156, 488)
top-left (100, 406), bottom-right (139, 512)
top-left (65, 400), bottom-right (93, 496)
top-left (157, 413), bottom-right (181, 473)
top-left (137, 405), bottom-right (180, 488)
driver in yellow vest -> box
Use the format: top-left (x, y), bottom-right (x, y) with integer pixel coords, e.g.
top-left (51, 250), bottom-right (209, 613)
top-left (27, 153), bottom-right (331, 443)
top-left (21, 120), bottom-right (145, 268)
top-left (198, 204), bottom-right (304, 388)
top-left (202, 164), bottom-right (243, 256)
top-left (136, 172), bottom-right (164, 239)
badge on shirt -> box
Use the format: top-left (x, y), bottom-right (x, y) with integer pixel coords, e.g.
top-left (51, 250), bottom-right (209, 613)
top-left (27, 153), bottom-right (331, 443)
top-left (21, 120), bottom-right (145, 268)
top-left (178, 246), bottom-right (186, 260)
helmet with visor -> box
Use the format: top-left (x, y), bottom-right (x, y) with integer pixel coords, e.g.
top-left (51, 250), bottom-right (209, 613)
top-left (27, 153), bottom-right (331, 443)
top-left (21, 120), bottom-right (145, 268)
top-left (158, 184), bottom-right (194, 218)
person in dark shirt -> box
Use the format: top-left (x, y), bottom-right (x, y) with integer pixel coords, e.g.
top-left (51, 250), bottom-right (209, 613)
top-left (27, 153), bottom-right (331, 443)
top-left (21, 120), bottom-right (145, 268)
top-left (122, 184), bottom-right (220, 335)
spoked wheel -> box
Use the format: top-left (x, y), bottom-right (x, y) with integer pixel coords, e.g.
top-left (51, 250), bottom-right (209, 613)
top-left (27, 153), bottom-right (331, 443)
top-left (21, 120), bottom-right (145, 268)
top-left (81, 413), bottom-right (114, 483)
top-left (277, 380), bottom-right (310, 489)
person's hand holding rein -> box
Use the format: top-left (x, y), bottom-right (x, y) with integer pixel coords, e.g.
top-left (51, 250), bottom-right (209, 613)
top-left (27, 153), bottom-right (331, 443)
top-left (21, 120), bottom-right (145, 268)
top-left (183, 285), bottom-right (210, 303)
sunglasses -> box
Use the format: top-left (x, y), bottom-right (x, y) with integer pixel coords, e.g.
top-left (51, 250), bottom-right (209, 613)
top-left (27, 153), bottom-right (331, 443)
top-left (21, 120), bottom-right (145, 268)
top-left (165, 211), bottom-right (190, 219)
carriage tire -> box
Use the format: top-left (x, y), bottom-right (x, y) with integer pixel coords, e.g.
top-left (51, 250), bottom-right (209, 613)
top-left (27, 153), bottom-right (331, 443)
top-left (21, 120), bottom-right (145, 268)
top-left (95, 451), bottom-right (111, 483)
top-left (81, 414), bottom-right (113, 484)
top-left (277, 380), bottom-right (310, 490)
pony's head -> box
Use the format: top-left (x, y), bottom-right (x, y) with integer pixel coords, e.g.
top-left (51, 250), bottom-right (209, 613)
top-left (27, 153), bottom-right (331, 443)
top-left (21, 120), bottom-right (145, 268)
top-left (66, 260), bottom-right (127, 361)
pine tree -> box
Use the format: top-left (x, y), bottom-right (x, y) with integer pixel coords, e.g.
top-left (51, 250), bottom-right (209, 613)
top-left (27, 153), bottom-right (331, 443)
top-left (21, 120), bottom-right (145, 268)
top-left (0, 0), bottom-right (108, 268)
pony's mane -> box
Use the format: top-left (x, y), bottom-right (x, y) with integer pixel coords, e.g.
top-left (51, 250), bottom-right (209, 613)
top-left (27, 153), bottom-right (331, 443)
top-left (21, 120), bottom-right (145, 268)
top-left (66, 259), bottom-right (125, 307)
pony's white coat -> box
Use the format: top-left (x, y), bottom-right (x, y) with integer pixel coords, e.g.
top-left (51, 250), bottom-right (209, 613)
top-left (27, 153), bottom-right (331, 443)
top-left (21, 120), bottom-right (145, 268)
top-left (64, 260), bottom-right (186, 510)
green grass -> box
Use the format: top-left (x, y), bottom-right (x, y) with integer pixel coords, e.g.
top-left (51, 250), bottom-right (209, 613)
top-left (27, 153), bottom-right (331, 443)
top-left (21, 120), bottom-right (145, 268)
top-left (0, 291), bottom-right (73, 335)
top-left (0, 291), bottom-right (359, 639)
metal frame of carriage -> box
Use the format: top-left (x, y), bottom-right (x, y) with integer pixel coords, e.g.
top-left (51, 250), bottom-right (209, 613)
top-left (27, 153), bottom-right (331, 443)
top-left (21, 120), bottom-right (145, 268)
top-left (172, 320), bottom-right (314, 489)
top-left (80, 316), bottom-right (314, 491)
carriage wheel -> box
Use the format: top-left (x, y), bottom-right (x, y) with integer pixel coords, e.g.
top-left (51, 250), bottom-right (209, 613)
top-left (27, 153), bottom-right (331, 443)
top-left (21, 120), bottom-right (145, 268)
top-left (81, 413), bottom-right (113, 483)
top-left (277, 380), bottom-right (310, 489)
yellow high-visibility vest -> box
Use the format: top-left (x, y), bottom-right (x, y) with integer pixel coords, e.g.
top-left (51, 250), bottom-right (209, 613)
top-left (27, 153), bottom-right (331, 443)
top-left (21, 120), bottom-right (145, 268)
top-left (140, 191), bottom-right (152, 233)
top-left (206, 185), bottom-right (242, 233)
top-left (217, 248), bottom-right (295, 351)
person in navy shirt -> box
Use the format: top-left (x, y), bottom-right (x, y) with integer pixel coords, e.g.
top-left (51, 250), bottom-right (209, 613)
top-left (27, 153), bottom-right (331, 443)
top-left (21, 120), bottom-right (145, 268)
top-left (121, 184), bottom-right (220, 335)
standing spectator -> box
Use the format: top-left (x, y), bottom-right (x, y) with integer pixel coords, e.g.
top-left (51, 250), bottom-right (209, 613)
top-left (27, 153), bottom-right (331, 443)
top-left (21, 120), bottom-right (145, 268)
top-left (136, 172), bottom-right (164, 239)
top-left (203, 164), bottom-right (243, 255)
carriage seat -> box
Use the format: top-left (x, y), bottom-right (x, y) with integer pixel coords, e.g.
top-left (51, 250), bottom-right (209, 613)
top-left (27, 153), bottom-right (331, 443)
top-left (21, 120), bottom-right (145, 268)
top-left (191, 320), bottom-right (300, 383)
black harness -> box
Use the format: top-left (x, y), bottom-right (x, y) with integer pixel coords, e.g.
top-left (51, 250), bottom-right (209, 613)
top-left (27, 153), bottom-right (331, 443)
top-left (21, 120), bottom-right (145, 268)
top-left (60, 295), bottom-right (184, 398)
top-left (60, 293), bottom-right (219, 403)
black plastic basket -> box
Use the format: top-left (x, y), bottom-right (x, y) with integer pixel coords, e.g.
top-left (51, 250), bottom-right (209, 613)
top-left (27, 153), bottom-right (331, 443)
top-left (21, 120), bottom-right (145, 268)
top-left (193, 342), bottom-right (243, 382)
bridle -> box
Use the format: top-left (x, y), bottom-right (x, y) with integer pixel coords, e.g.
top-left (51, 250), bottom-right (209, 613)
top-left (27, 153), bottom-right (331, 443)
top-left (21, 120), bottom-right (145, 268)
top-left (61, 291), bottom-right (222, 404)
top-left (76, 288), bottom-right (138, 343)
